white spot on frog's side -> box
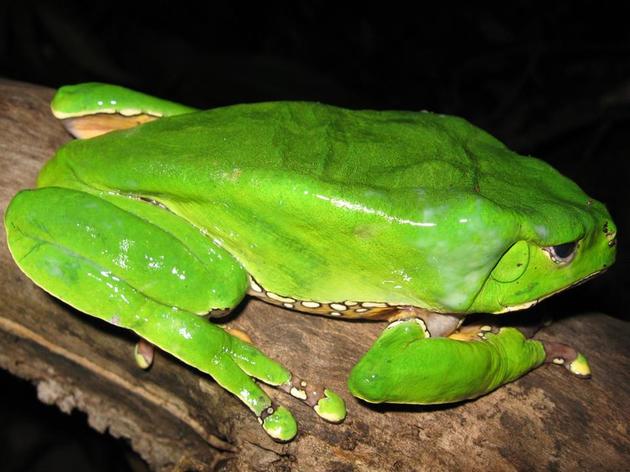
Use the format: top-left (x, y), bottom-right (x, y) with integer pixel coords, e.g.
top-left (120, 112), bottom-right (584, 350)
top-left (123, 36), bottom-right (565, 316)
top-left (459, 218), bottom-right (469, 224)
top-left (345, 301), bottom-right (358, 306)
top-left (266, 292), bottom-right (296, 303)
top-left (120, 108), bottom-right (142, 117)
top-left (330, 312), bottom-right (342, 317)
top-left (290, 387), bottom-right (308, 400)
top-left (301, 301), bottom-right (321, 308)
top-left (499, 299), bottom-right (539, 313)
top-left (330, 303), bottom-right (347, 311)
top-left (110, 99), bottom-right (117, 105)
top-left (283, 302), bottom-right (294, 309)
top-left (355, 308), bottom-right (368, 313)
top-left (178, 327), bottom-right (192, 340)
top-left (361, 302), bottom-right (387, 308)
top-left (97, 100), bottom-right (104, 106)
top-left (553, 358), bottom-right (565, 365)
top-left (250, 279), bottom-right (263, 293)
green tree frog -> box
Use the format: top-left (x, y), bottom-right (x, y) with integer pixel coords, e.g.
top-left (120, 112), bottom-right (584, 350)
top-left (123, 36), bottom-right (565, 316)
top-left (4, 83), bottom-right (617, 441)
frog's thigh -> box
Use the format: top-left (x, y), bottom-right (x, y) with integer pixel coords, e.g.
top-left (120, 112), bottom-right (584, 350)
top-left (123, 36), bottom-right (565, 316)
top-left (5, 187), bottom-right (301, 440)
top-left (348, 320), bottom-right (546, 404)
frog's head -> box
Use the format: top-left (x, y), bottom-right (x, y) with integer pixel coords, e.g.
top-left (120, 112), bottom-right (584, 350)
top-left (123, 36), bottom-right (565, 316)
top-left (467, 154), bottom-right (616, 314)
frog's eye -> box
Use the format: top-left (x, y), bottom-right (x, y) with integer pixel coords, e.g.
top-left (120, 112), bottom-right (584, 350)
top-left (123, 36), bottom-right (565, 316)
top-left (543, 241), bottom-right (578, 264)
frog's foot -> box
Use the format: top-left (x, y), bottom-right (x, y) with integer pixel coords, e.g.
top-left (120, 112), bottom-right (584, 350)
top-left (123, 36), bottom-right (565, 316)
top-left (348, 319), bottom-right (547, 404)
top-left (134, 338), bottom-right (155, 370)
top-left (218, 327), bottom-right (345, 424)
top-left (139, 316), bottom-right (342, 441)
top-left (277, 376), bottom-right (346, 423)
top-left (225, 335), bottom-right (346, 426)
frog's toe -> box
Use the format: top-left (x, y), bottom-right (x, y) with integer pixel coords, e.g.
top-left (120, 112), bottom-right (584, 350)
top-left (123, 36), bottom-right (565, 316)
top-left (314, 389), bottom-right (346, 423)
top-left (543, 341), bottom-right (591, 378)
top-left (261, 406), bottom-right (298, 442)
top-left (133, 338), bottom-right (155, 370)
top-left (568, 353), bottom-right (591, 378)
top-left (277, 377), bottom-right (347, 423)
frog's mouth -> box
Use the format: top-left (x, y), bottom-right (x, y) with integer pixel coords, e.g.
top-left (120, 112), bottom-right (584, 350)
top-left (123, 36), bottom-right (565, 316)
top-left (497, 268), bottom-right (607, 314)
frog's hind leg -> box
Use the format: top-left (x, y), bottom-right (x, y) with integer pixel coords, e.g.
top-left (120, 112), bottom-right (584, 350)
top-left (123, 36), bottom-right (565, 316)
top-left (51, 82), bottom-right (198, 138)
top-left (5, 187), bottom-right (344, 441)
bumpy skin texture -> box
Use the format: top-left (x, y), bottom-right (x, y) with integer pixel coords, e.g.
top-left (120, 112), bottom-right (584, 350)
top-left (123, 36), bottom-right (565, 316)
top-left (3, 83), bottom-right (617, 440)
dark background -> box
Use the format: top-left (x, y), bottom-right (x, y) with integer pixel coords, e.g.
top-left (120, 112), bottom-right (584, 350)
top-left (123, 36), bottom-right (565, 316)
top-left (1, 2), bottom-right (628, 470)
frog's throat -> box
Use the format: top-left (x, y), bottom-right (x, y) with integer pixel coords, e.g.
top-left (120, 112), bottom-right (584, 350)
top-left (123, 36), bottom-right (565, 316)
top-left (246, 275), bottom-right (461, 327)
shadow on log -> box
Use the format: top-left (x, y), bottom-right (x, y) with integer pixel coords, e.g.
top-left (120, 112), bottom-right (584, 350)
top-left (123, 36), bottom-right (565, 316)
top-left (0, 80), bottom-right (628, 471)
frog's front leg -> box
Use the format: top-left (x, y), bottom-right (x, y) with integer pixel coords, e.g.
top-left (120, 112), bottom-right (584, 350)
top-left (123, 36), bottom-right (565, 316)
top-left (348, 315), bottom-right (549, 404)
top-left (5, 187), bottom-right (345, 441)
top-left (349, 313), bottom-right (592, 405)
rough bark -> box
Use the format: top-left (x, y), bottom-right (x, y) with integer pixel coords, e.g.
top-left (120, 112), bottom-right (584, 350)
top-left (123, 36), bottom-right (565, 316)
top-left (0, 79), bottom-right (628, 471)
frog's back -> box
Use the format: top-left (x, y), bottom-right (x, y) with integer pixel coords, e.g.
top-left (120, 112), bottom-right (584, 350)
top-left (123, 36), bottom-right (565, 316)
top-left (127, 101), bottom-right (493, 192)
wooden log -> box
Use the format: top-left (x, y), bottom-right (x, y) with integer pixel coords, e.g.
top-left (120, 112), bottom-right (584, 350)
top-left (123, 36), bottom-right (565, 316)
top-left (0, 80), bottom-right (628, 471)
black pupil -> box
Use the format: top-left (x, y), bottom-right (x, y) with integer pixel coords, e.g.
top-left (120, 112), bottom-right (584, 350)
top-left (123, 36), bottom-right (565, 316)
top-left (553, 241), bottom-right (577, 259)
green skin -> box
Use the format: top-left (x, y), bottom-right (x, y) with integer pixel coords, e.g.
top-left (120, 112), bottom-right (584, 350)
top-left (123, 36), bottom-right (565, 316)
top-left (4, 83), bottom-right (616, 441)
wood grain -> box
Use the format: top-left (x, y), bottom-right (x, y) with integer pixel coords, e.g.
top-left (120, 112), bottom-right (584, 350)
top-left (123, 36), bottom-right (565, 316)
top-left (1, 80), bottom-right (628, 471)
